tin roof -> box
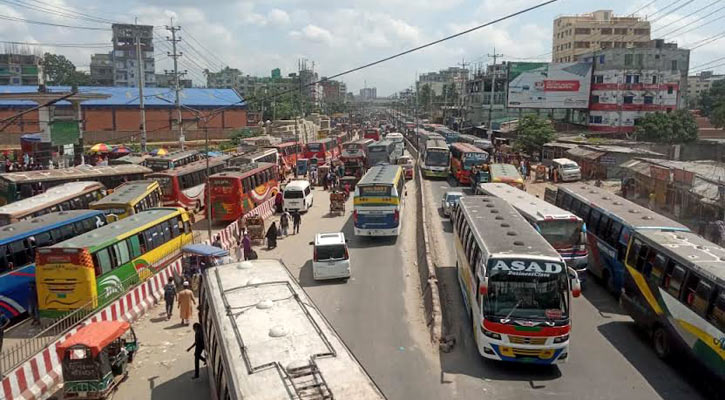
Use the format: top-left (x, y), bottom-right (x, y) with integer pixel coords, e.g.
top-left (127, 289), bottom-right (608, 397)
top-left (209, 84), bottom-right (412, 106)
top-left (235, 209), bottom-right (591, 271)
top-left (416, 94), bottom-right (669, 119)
top-left (621, 158), bottom-right (725, 204)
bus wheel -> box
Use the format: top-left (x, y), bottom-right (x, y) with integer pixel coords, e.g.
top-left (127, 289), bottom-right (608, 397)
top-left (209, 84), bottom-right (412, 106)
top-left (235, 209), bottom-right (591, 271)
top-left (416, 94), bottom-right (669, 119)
top-left (652, 326), bottom-right (671, 360)
top-left (195, 201), bottom-right (202, 213)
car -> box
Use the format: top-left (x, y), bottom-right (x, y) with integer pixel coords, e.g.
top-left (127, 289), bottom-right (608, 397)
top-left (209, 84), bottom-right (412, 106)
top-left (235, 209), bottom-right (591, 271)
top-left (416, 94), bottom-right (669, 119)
top-left (309, 232), bottom-right (351, 281)
top-left (441, 191), bottom-right (464, 217)
top-left (397, 155), bottom-right (414, 180)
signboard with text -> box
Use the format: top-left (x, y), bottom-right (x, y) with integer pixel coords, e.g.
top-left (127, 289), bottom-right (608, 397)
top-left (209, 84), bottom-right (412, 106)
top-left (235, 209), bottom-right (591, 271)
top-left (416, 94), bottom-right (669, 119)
top-left (507, 62), bottom-right (592, 109)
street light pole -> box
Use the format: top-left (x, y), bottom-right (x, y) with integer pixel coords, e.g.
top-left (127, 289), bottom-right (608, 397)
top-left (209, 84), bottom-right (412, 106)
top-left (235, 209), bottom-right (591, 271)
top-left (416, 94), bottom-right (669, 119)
top-left (205, 122), bottom-right (212, 242)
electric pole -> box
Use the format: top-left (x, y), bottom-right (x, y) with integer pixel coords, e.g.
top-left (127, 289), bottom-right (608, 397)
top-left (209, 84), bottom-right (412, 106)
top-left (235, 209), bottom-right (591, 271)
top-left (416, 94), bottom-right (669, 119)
top-left (458, 58), bottom-right (468, 130)
top-left (136, 34), bottom-right (147, 152)
top-left (165, 20), bottom-right (186, 150)
top-left (487, 47), bottom-right (504, 133)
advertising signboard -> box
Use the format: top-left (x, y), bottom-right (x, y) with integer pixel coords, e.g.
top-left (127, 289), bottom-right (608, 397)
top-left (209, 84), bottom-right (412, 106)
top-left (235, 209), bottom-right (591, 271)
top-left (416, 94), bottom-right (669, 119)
top-left (507, 62), bottom-right (593, 109)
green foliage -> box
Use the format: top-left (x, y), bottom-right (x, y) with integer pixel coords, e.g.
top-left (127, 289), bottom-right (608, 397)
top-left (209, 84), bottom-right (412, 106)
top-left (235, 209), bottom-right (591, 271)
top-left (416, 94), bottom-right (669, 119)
top-left (710, 103), bottom-right (725, 129)
top-left (229, 128), bottom-right (256, 145)
top-left (440, 84), bottom-right (458, 104)
top-left (42, 53), bottom-right (93, 86)
top-left (699, 79), bottom-right (725, 116)
top-left (513, 115), bottom-right (556, 156)
top-left (419, 84), bottom-right (432, 115)
top-left (633, 110), bottom-right (698, 143)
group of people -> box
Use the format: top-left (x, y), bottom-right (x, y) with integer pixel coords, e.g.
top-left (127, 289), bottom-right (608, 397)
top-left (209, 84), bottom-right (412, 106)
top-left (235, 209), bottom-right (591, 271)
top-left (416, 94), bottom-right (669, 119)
top-left (162, 276), bottom-right (206, 379)
top-left (265, 209), bottom-right (302, 250)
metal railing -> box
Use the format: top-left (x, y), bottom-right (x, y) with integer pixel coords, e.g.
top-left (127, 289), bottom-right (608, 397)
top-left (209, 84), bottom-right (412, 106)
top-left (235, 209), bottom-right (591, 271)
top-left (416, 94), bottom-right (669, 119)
top-left (0, 239), bottom-right (189, 376)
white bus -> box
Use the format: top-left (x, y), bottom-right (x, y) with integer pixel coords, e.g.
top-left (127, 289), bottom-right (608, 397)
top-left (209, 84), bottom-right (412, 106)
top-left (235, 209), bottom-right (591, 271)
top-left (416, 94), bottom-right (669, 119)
top-left (354, 165), bottom-right (405, 236)
top-left (421, 139), bottom-right (450, 179)
top-left (452, 196), bottom-right (581, 364)
top-left (199, 259), bottom-right (385, 400)
top-left (458, 134), bottom-right (493, 152)
top-left (477, 183), bottom-right (588, 278)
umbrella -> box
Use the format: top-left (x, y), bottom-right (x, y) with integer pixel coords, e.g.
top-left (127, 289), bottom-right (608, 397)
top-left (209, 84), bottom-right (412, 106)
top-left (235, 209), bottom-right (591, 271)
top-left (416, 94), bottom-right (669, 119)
top-left (112, 145), bottom-right (131, 155)
top-left (89, 143), bottom-right (111, 154)
top-left (150, 148), bottom-right (168, 156)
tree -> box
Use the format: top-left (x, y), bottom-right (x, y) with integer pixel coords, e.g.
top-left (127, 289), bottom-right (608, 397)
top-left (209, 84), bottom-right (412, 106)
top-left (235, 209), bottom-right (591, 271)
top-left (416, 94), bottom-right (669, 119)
top-left (633, 110), bottom-right (698, 143)
top-left (699, 79), bottom-right (725, 116)
top-left (419, 84), bottom-right (432, 116)
top-left (514, 115), bottom-right (555, 156)
top-left (711, 103), bottom-right (725, 129)
top-left (42, 53), bottom-right (94, 86)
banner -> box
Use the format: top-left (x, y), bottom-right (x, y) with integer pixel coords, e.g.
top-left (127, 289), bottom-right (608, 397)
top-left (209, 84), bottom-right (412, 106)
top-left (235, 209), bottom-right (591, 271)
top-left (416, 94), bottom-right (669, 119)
top-left (507, 62), bottom-right (592, 109)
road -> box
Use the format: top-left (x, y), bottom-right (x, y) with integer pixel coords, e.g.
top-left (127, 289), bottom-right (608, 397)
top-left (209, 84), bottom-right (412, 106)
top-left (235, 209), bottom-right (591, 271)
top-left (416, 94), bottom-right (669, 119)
top-left (422, 175), bottom-right (708, 400)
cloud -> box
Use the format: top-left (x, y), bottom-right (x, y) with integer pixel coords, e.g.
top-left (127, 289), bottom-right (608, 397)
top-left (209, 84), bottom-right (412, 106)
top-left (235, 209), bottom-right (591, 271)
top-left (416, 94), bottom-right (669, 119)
top-left (268, 9), bottom-right (290, 25)
top-left (290, 24), bottom-right (334, 45)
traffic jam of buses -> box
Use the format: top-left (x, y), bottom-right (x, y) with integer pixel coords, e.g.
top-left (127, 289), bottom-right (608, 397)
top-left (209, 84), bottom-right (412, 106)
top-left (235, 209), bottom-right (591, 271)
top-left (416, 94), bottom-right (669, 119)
top-left (0, 110), bottom-right (721, 399)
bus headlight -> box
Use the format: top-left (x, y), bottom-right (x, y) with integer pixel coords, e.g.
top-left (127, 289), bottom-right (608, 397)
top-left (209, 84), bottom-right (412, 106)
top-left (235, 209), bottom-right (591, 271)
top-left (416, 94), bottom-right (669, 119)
top-left (553, 334), bottom-right (569, 343)
top-left (481, 326), bottom-right (501, 340)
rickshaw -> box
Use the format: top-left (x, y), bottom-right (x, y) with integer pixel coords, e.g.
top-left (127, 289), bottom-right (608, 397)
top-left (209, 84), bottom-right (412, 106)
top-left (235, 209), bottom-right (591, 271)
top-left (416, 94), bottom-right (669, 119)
top-left (339, 175), bottom-right (359, 191)
top-left (317, 165), bottom-right (331, 187)
top-left (181, 244), bottom-right (231, 278)
top-left (57, 321), bottom-right (137, 399)
top-left (245, 215), bottom-right (265, 243)
top-left (535, 164), bottom-right (547, 182)
top-left (296, 158), bottom-right (309, 176)
top-left (330, 190), bottom-right (347, 214)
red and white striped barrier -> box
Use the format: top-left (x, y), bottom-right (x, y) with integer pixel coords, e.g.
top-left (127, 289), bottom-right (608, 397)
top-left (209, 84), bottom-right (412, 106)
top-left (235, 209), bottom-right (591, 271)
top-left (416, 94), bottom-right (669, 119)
top-left (0, 198), bottom-right (274, 400)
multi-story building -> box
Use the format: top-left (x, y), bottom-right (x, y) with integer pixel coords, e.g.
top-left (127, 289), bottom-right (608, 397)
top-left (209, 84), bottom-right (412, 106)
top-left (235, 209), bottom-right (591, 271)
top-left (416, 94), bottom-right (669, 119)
top-left (111, 24), bottom-right (155, 87)
top-left (465, 63), bottom-right (507, 126)
top-left (416, 67), bottom-right (468, 97)
top-left (299, 64), bottom-right (321, 106)
top-left (580, 39), bottom-right (690, 133)
top-left (155, 74), bottom-right (192, 88)
top-left (553, 10), bottom-right (651, 63)
top-left (0, 53), bottom-right (42, 86)
top-left (205, 67), bottom-right (243, 90)
top-left (359, 87), bottom-right (377, 100)
top-left (687, 70), bottom-right (724, 107)
top-left (319, 78), bottom-right (347, 103)
top-left (90, 53), bottom-right (113, 86)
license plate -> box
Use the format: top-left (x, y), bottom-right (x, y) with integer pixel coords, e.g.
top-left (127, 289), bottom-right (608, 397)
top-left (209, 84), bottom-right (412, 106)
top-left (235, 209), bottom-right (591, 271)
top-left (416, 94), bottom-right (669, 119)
top-left (368, 211), bottom-right (383, 215)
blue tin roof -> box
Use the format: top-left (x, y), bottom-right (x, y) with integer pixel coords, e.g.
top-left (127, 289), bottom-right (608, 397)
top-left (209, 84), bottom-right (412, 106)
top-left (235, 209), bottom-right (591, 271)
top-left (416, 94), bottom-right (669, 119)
top-left (0, 86), bottom-right (246, 108)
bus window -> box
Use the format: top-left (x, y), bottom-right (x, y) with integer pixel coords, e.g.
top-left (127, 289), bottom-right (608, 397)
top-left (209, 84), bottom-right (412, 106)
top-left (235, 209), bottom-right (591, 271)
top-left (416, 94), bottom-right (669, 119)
top-left (171, 217), bottom-right (180, 237)
top-left (605, 221), bottom-right (622, 247)
top-left (161, 221), bottom-right (171, 242)
top-left (663, 262), bottom-right (686, 297)
top-left (691, 280), bottom-right (713, 317)
top-left (143, 230), bottom-right (154, 252)
top-left (94, 248), bottom-right (113, 275)
top-left (708, 292), bottom-right (725, 331)
top-left (578, 204), bottom-right (591, 221)
top-left (597, 215), bottom-right (611, 240)
top-left (650, 254), bottom-right (667, 283)
top-left (129, 236), bottom-right (142, 259)
top-left (627, 238), bottom-right (641, 267)
top-left (9, 240), bottom-right (29, 266)
top-left (35, 231), bottom-right (52, 247)
top-left (569, 198), bottom-right (582, 216)
top-left (562, 194), bottom-right (573, 210)
top-left (587, 210), bottom-right (602, 234)
top-left (114, 241), bottom-right (131, 265)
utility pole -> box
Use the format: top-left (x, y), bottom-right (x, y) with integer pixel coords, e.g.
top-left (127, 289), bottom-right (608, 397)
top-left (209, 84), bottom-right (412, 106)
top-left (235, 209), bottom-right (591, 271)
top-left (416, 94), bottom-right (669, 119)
top-left (458, 58), bottom-right (468, 130)
top-left (136, 34), bottom-right (147, 152)
top-left (165, 20), bottom-right (186, 150)
top-left (487, 47), bottom-right (504, 134)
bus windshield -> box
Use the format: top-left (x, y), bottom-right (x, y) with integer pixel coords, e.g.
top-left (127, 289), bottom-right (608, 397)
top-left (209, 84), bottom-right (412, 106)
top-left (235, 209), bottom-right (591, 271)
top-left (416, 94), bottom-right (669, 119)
top-left (155, 177), bottom-right (173, 196)
top-left (307, 143), bottom-right (322, 152)
top-left (538, 220), bottom-right (582, 249)
top-left (463, 153), bottom-right (487, 169)
top-left (486, 261), bottom-right (569, 321)
top-left (425, 150), bottom-right (449, 166)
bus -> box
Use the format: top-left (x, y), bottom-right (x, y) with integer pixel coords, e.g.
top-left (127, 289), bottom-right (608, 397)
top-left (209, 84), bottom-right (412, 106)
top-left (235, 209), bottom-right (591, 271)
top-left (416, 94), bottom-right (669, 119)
top-left (303, 138), bottom-right (339, 166)
top-left (90, 180), bottom-right (162, 220)
top-left (489, 163), bottom-right (525, 190)
top-left (36, 207), bottom-right (193, 317)
top-left (145, 150), bottom-right (202, 172)
top-left (207, 163), bottom-right (280, 222)
top-left (0, 164), bottom-right (151, 205)
top-left (458, 134), bottom-right (493, 152)
top-left (0, 181), bottom-right (105, 226)
top-left (435, 127), bottom-right (460, 144)
top-left (199, 259), bottom-right (386, 399)
top-left (477, 183), bottom-right (588, 276)
top-left (268, 142), bottom-right (302, 170)
top-left (0, 210), bottom-right (107, 320)
top-left (109, 154), bottom-right (149, 166)
top-left (449, 142), bottom-right (489, 185)
top-left (367, 140), bottom-right (396, 166)
top-left (353, 164), bottom-right (405, 237)
top-left (621, 230), bottom-right (724, 382)
top-left (364, 127), bottom-right (382, 141)
top-left (148, 156), bottom-right (230, 212)
top-left (229, 148), bottom-right (278, 167)
top-left (421, 139), bottom-right (450, 178)
top-left (341, 138), bottom-right (374, 168)
top-left (553, 183), bottom-right (689, 294)
top-left (452, 196), bottom-right (581, 364)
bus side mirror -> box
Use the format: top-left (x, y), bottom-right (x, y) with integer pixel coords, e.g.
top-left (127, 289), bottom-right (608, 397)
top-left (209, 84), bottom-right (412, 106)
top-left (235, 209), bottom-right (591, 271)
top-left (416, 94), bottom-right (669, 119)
top-left (571, 278), bottom-right (581, 298)
top-left (478, 277), bottom-right (489, 296)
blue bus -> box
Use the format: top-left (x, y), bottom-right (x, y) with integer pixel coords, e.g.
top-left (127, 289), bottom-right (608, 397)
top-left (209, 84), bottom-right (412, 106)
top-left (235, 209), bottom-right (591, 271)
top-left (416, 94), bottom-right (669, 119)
top-left (552, 183), bottom-right (690, 294)
top-left (434, 126), bottom-right (460, 144)
top-left (353, 165), bottom-right (405, 237)
top-left (0, 210), bottom-right (107, 320)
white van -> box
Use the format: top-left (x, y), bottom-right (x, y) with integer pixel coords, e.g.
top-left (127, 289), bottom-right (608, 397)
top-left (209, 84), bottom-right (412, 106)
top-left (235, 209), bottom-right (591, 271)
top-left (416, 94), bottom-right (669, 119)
top-left (310, 232), bottom-right (351, 280)
top-left (552, 158), bottom-right (581, 182)
top-left (283, 180), bottom-right (313, 212)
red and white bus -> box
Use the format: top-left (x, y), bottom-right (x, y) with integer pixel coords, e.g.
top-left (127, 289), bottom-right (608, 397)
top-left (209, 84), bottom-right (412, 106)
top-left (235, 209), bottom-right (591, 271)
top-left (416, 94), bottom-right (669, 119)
top-left (268, 142), bottom-right (302, 170)
top-left (207, 162), bottom-right (279, 222)
top-left (148, 156), bottom-right (230, 212)
top-left (341, 138), bottom-right (374, 168)
top-left (303, 138), bottom-right (340, 166)
top-left (363, 128), bottom-right (381, 142)
top-left (450, 142), bottom-right (489, 185)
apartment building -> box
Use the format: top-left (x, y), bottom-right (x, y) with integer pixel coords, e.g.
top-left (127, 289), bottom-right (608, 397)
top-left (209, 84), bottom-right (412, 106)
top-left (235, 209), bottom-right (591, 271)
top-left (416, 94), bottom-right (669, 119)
top-left (0, 53), bottom-right (42, 86)
top-left (553, 10), bottom-right (651, 63)
top-left (687, 70), bottom-right (724, 107)
top-left (416, 67), bottom-right (468, 96)
top-left (111, 24), bottom-right (156, 87)
top-left (90, 53), bottom-right (113, 86)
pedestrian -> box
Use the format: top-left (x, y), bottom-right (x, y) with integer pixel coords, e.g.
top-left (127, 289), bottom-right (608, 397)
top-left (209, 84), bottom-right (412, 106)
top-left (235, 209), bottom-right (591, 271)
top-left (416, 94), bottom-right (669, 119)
top-left (212, 235), bottom-right (222, 249)
top-left (322, 171), bottom-right (329, 190)
top-left (163, 276), bottom-right (177, 320)
top-left (275, 191), bottom-right (283, 213)
top-left (177, 281), bottom-right (196, 325)
top-left (187, 322), bottom-right (206, 380)
top-left (310, 168), bottom-right (318, 186)
top-left (191, 269), bottom-right (201, 296)
top-left (242, 231), bottom-right (252, 260)
top-left (648, 192), bottom-right (656, 210)
top-left (265, 222), bottom-right (278, 249)
top-left (235, 239), bottom-right (244, 262)
top-left (0, 312), bottom-right (9, 357)
top-left (292, 210), bottom-right (301, 234)
top-left (28, 281), bottom-right (39, 326)
top-left (280, 211), bottom-right (290, 236)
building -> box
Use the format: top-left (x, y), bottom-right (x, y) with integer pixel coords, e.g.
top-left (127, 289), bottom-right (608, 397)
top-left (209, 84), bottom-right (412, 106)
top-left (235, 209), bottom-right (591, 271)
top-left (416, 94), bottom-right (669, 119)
top-left (565, 144), bottom-right (664, 179)
top-left (299, 63), bottom-right (321, 106)
top-left (359, 87), bottom-right (377, 100)
top-left (319, 78), bottom-right (347, 103)
top-left (553, 10), bottom-right (651, 63)
top-left (205, 67), bottom-right (243, 90)
top-left (111, 24), bottom-right (155, 87)
top-left (465, 63), bottom-right (507, 127)
top-left (416, 67), bottom-right (468, 96)
top-left (0, 53), bottom-right (42, 86)
top-left (580, 39), bottom-right (690, 133)
top-left (90, 53), bottom-right (113, 86)
top-left (155, 74), bottom-right (192, 88)
top-left (687, 70), bottom-right (724, 107)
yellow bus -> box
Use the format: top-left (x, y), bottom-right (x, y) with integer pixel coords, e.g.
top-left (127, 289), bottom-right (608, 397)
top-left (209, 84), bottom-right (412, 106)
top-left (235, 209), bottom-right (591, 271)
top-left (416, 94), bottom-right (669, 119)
top-left (89, 180), bottom-right (162, 220)
top-left (488, 163), bottom-right (525, 190)
top-left (36, 207), bottom-right (193, 317)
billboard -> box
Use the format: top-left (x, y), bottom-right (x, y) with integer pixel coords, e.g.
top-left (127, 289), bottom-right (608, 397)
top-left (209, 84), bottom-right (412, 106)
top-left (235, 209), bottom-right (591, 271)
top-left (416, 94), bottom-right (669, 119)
top-left (507, 62), bottom-right (592, 109)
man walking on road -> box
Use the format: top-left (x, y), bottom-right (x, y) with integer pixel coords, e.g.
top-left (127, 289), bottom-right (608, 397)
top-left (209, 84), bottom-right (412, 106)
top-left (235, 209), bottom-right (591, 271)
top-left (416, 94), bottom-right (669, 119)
top-left (178, 281), bottom-right (196, 326)
top-left (163, 277), bottom-right (177, 320)
top-left (292, 210), bottom-right (301, 234)
top-left (187, 322), bottom-right (206, 380)
top-left (280, 211), bottom-right (290, 236)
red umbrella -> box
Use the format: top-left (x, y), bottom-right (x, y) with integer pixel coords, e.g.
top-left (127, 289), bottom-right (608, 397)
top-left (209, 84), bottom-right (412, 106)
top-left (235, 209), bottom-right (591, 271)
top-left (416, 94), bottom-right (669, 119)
top-left (112, 145), bottom-right (131, 154)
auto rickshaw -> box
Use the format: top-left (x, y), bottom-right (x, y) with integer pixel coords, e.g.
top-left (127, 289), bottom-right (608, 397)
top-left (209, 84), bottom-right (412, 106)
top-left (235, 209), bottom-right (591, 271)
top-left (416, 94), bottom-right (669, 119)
top-left (57, 321), bottom-right (137, 399)
top-left (296, 158), bottom-right (309, 176)
top-left (181, 244), bottom-right (231, 278)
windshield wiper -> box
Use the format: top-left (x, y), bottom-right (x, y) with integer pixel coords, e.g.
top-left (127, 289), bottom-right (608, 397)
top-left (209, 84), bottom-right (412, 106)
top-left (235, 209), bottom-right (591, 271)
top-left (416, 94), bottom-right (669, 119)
top-left (500, 300), bottom-right (522, 323)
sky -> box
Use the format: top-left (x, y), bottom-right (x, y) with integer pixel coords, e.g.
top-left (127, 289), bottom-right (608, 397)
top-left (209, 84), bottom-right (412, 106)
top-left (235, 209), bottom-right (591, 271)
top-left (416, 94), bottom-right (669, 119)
top-left (2, 0), bottom-right (725, 96)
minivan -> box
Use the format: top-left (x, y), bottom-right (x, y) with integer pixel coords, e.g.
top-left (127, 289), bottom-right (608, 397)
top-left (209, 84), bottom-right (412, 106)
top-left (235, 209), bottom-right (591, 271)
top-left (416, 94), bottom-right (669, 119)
top-left (552, 158), bottom-right (581, 182)
top-left (283, 180), bottom-right (313, 212)
top-left (310, 232), bottom-right (351, 280)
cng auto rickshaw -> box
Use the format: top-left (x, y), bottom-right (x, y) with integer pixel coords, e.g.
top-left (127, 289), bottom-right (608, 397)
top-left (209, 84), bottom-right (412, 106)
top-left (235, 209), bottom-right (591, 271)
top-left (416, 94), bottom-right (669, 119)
top-left (57, 321), bottom-right (137, 399)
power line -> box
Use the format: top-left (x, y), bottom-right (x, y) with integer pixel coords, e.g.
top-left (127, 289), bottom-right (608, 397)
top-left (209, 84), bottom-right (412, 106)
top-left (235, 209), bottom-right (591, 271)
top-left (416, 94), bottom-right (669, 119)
top-left (660, 5), bottom-right (725, 37)
top-left (685, 28), bottom-right (725, 49)
top-left (0, 0), bottom-right (113, 25)
top-left (652, 0), bottom-right (722, 32)
top-left (690, 55), bottom-right (725, 70)
top-left (0, 40), bottom-right (112, 48)
top-left (180, 27), bottom-right (229, 68)
top-left (0, 15), bottom-right (112, 30)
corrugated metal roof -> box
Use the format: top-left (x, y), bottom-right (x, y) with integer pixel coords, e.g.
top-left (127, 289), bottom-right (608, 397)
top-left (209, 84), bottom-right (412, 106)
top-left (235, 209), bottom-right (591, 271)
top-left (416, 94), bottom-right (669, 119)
top-left (0, 85), bottom-right (245, 108)
top-left (567, 147), bottom-right (604, 160)
top-left (621, 158), bottom-right (725, 204)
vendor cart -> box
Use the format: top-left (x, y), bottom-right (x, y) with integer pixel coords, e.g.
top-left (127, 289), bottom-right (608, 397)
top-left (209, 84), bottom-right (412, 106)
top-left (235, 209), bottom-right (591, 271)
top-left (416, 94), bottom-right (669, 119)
top-left (329, 191), bottom-right (346, 215)
top-left (535, 164), bottom-right (547, 182)
top-left (317, 165), bottom-right (331, 187)
top-left (245, 215), bottom-right (265, 243)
